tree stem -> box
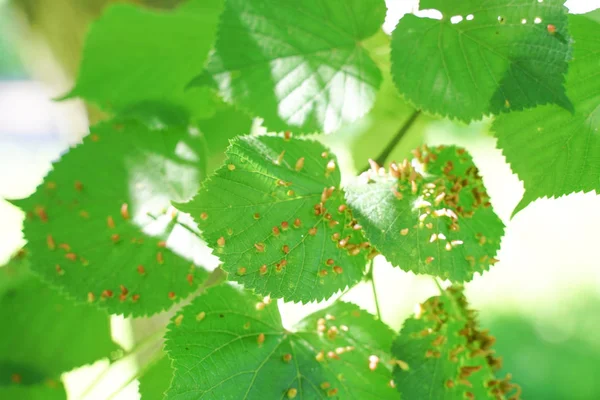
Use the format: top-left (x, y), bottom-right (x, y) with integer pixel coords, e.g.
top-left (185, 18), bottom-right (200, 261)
top-left (361, 109), bottom-right (421, 172)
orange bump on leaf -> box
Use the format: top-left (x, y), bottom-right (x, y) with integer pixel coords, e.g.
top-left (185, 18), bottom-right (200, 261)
top-left (120, 203), bottom-right (130, 220)
top-left (47, 234), bottom-right (56, 250)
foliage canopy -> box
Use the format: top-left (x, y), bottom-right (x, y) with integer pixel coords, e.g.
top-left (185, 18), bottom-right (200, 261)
top-left (3, 0), bottom-right (599, 398)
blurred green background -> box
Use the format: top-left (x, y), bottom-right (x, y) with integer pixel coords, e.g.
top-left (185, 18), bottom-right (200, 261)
top-left (1, 0), bottom-right (600, 399)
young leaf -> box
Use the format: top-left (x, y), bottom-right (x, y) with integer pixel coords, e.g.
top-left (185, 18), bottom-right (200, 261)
top-left (391, 0), bottom-right (572, 122)
top-left (0, 382), bottom-right (66, 400)
top-left (345, 145), bottom-right (504, 282)
top-left (165, 283), bottom-right (397, 399)
top-left (194, 0), bottom-right (386, 133)
top-left (493, 14), bottom-right (600, 214)
top-left (391, 286), bottom-right (521, 399)
top-left (138, 355), bottom-right (173, 400)
top-left (175, 135), bottom-right (371, 303)
top-left (0, 256), bottom-right (118, 385)
top-left (67, 0), bottom-right (223, 112)
top-left (14, 119), bottom-right (208, 316)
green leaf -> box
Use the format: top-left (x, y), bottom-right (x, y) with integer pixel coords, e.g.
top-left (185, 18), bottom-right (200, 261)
top-left (390, 0), bottom-right (572, 122)
top-left (493, 14), bottom-right (600, 214)
top-left (176, 135), bottom-right (371, 303)
top-left (0, 256), bottom-right (118, 385)
top-left (165, 283), bottom-right (397, 399)
top-left (0, 382), bottom-right (66, 400)
top-left (15, 119), bottom-right (208, 316)
top-left (345, 145), bottom-right (504, 282)
top-left (139, 355), bottom-right (173, 400)
top-left (68, 0), bottom-right (223, 113)
top-left (391, 286), bottom-right (520, 399)
top-left (195, 0), bottom-right (386, 133)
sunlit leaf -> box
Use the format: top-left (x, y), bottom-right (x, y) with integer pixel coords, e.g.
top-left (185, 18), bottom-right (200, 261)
top-left (194, 0), bottom-right (386, 133)
top-left (493, 14), bottom-right (600, 214)
top-left (165, 283), bottom-right (396, 399)
top-left (176, 135), bottom-right (371, 303)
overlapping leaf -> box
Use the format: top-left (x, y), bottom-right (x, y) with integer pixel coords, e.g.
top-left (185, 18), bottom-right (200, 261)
top-left (176, 135), bottom-right (372, 303)
top-left (0, 256), bottom-right (116, 390)
top-left (391, 0), bottom-right (572, 122)
top-left (67, 0), bottom-right (223, 113)
top-left (14, 119), bottom-right (208, 316)
top-left (493, 14), bottom-right (600, 214)
top-left (392, 286), bottom-right (520, 399)
top-left (194, 0), bottom-right (386, 133)
top-left (165, 283), bottom-right (396, 399)
top-left (345, 145), bottom-right (504, 282)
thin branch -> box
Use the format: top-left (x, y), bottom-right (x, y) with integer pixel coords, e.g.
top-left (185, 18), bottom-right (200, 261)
top-left (361, 110), bottom-right (422, 172)
top-left (365, 261), bottom-right (382, 320)
top-left (432, 277), bottom-right (444, 293)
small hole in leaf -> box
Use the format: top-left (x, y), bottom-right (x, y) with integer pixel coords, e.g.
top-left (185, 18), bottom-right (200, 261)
top-left (450, 15), bottom-right (463, 24)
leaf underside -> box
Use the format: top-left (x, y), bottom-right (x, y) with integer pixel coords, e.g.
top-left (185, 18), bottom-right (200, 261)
top-left (345, 145), bottom-right (504, 282)
top-left (391, 0), bottom-right (571, 122)
top-left (165, 283), bottom-right (397, 399)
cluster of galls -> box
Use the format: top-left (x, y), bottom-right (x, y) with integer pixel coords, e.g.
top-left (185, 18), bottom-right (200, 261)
top-left (204, 158), bottom-right (375, 281)
top-left (311, 313), bottom-right (351, 397)
top-left (32, 184), bottom-right (190, 306)
top-left (414, 287), bottom-right (521, 400)
top-left (416, 145), bottom-right (492, 217)
top-left (370, 145), bottom-right (498, 271)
